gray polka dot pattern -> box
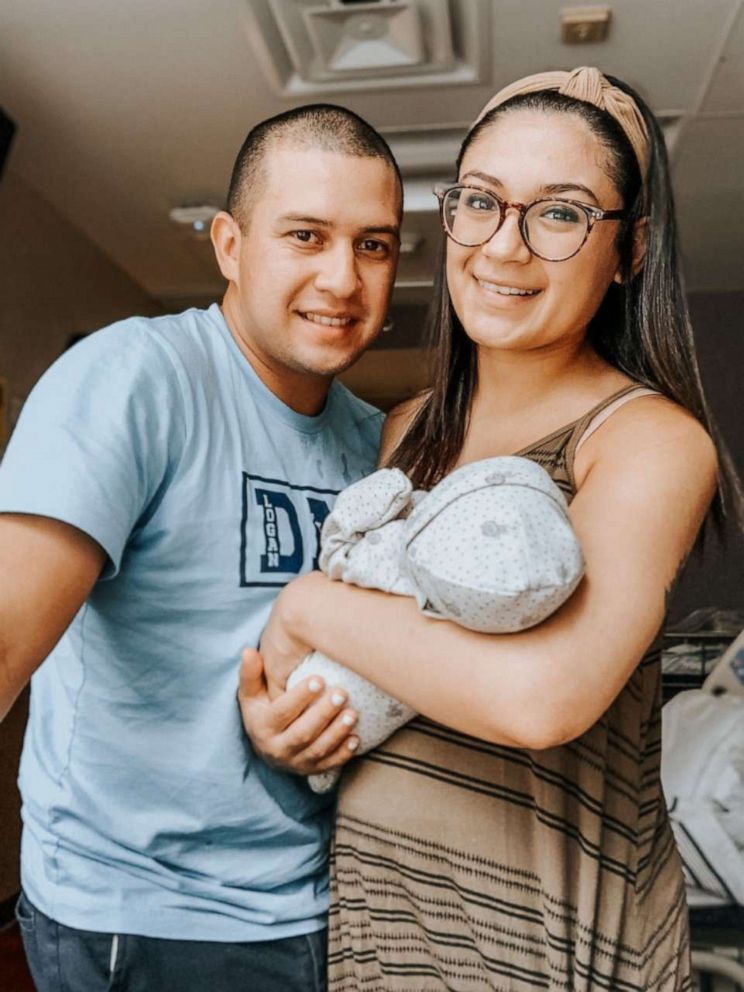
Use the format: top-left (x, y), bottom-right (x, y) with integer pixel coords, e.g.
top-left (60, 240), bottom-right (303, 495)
top-left (287, 456), bottom-right (584, 793)
top-left (405, 457), bottom-right (584, 633)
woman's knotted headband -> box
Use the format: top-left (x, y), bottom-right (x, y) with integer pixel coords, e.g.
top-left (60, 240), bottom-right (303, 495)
top-left (475, 66), bottom-right (650, 178)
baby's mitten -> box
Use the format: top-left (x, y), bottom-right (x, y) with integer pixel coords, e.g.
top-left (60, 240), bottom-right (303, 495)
top-left (321, 468), bottom-right (417, 595)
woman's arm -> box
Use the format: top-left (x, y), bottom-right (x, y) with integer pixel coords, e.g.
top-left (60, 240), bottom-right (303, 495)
top-left (259, 397), bottom-right (718, 749)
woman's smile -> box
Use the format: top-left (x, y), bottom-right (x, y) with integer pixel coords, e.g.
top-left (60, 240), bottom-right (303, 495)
top-left (473, 274), bottom-right (543, 303)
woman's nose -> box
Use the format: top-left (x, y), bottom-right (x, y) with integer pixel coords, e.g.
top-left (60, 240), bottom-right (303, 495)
top-left (480, 208), bottom-right (532, 264)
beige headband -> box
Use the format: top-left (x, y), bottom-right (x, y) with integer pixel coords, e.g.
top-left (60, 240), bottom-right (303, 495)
top-left (475, 67), bottom-right (649, 177)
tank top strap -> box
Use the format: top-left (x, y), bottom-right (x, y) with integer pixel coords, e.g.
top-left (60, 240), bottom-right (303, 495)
top-left (573, 385), bottom-right (661, 454)
top-left (563, 384), bottom-right (661, 486)
top-left (516, 384), bottom-right (661, 501)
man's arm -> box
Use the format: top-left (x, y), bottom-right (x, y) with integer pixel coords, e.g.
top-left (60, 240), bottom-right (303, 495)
top-left (0, 514), bottom-right (106, 720)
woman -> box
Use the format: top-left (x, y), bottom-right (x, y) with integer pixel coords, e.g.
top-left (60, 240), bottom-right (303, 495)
top-left (249, 68), bottom-right (739, 990)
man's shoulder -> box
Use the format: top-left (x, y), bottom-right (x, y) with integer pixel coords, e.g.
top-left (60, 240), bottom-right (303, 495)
top-left (20, 308), bottom-right (223, 432)
top-left (53, 306), bottom-right (227, 407)
top-left (89, 306), bottom-right (218, 364)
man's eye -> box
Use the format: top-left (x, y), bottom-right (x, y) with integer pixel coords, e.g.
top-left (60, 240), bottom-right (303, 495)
top-left (358, 239), bottom-right (389, 255)
top-left (291, 230), bottom-right (321, 244)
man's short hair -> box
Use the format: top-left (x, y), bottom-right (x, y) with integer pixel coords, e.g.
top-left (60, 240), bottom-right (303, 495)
top-left (226, 103), bottom-right (403, 226)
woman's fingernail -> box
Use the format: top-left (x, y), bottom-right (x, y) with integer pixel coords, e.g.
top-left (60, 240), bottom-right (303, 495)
top-left (347, 738), bottom-right (359, 752)
top-left (308, 678), bottom-right (322, 693)
top-left (331, 691), bottom-right (346, 707)
top-left (342, 712), bottom-right (356, 727)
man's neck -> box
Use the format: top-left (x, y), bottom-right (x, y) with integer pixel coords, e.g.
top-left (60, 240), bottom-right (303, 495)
top-left (220, 298), bottom-right (332, 417)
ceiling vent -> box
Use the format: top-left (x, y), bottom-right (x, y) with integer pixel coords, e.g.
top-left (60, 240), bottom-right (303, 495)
top-left (243, 0), bottom-right (491, 94)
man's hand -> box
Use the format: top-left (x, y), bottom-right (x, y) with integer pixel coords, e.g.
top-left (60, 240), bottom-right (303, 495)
top-left (238, 648), bottom-right (359, 776)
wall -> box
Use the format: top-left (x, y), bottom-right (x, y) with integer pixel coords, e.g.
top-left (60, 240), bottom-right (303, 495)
top-left (669, 292), bottom-right (744, 623)
top-left (0, 171), bottom-right (161, 908)
top-left (0, 170), bottom-right (162, 438)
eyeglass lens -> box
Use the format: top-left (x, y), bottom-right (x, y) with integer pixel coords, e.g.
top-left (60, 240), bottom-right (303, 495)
top-left (442, 187), bottom-right (590, 261)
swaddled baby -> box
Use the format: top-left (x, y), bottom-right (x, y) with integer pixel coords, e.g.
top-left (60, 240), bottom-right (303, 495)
top-left (287, 456), bottom-right (584, 792)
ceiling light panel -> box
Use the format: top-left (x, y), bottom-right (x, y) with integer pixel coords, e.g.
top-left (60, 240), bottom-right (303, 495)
top-left (245, 0), bottom-right (490, 94)
top-left (305, 3), bottom-right (429, 74)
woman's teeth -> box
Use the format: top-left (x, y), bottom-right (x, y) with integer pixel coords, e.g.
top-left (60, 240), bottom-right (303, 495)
top-left (477, 279), bottom-right (540, 297)
top-left (303, 312), bottom-right (353, 327)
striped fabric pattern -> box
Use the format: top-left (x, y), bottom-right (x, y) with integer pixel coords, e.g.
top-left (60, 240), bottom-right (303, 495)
top-left (328, 387), bottom-right (692, 991)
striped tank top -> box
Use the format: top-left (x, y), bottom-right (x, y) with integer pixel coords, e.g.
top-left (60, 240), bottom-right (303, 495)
top-left (328, 385), bottom-right (691, 991)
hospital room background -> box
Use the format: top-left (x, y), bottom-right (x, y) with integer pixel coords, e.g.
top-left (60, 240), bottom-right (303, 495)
top-left (1, 1), bottom-right (743, 988)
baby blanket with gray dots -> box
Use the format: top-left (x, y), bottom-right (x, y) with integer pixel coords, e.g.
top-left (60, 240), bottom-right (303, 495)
top-left (287, 455), bottom-right (584, 792)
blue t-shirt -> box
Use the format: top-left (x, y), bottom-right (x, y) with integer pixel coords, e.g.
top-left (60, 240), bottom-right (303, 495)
top-left (0, 304), bottom-right (382, 940)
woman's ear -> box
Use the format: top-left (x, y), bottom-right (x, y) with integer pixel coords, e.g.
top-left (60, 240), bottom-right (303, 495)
top-left (210, 211), bottom-right (242, 284)
top-left (630, 217), bottom-right (649, 276)
top-left (614, 217), bottom-right (649, 284)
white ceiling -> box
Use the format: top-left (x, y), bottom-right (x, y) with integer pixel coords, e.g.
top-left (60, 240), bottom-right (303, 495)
top-left (1, 0), bottom-right (742, 310)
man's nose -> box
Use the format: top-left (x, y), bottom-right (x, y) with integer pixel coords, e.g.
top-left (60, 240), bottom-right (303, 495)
top-left (314, 243), bottom-right (360, 298)
top-left (480, 208), bottom-right (532, 264)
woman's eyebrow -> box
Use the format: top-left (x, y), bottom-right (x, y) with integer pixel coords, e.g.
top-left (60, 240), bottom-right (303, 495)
top-left (460, 171), bottom-right (601, 206)
top-left (542, 182), bottom-right (601, 205)
top-left (460, 170), bottom-right (503, 189)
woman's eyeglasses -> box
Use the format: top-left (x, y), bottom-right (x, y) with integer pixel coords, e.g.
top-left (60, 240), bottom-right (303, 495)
top-left (435, 184), bottom-right (627, 262)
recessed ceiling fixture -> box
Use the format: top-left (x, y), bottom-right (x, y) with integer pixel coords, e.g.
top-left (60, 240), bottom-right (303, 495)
top-left (169, 205), bottom-right (221, 239)
top-left (306, 2), bottom-right (426, 72)
top-left (244, 0), bottom-right (490, 94)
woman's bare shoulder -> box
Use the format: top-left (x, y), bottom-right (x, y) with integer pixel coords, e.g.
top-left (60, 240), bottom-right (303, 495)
top-left (577, 392), bottom-right (717, 494)
top-left (379, 390), bottom-right (431, 465)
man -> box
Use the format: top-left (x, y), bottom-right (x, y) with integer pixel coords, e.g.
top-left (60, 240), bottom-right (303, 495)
top-left (0, 104), bottom-right (402, 990)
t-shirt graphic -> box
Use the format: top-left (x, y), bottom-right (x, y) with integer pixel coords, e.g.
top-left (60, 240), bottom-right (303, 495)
top-left (241, 472), bottom-right (335, 585)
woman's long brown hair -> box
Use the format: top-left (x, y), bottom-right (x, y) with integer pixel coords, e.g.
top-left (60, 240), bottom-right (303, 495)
top-left (388, 80), bottom-right (742, 537)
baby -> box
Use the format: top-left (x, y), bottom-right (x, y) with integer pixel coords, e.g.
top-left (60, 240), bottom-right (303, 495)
top-left (288, 455), bottom-right (584, 792)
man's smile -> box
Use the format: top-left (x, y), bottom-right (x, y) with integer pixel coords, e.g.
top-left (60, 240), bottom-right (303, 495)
top-left (298, 310), bottom-right (357, 327)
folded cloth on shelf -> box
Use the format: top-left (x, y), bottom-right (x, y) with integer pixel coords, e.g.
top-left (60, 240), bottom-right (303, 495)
top-left (704, 628), bottom-right (744, 697)
top-left (662, 688), bottom-right (744, 905)
top-left (288, 456), bottom-right (585, 792)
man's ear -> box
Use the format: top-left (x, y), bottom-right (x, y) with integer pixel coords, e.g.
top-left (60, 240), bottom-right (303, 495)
top-left (210, 211), bottom-right (242, 284)
top-left (614, 217), bottom-right (649, 283)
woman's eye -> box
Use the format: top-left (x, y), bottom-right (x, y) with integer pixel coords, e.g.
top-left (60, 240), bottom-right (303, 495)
top-left (540, 203), bottom-right (582, 224)
top-left (464, 193), bottom-right (497, 212)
